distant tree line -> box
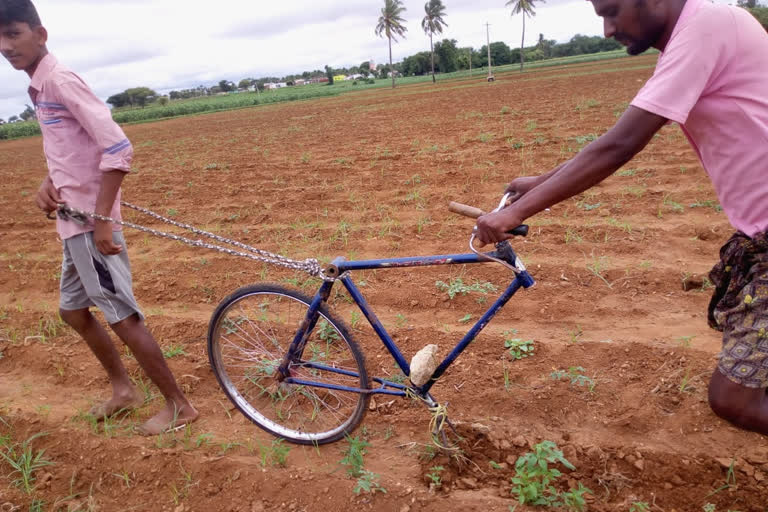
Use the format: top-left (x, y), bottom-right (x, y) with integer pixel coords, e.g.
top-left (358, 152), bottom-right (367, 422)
top-left (399, 34), bottom-right (622, 77)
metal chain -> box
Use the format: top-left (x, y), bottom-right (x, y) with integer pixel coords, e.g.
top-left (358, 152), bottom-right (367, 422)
top-left (55, 202), bottom-right (337, 281)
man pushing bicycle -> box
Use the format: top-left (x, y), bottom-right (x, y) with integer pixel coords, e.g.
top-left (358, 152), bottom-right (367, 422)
top-left (475, 0), bottom-right (768, 434)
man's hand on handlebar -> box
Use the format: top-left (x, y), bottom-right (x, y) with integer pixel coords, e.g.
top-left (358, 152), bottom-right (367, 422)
top-left (475, 208), bottom-right (524, 246)
top-left (504, 176), bottom-right (539, 203)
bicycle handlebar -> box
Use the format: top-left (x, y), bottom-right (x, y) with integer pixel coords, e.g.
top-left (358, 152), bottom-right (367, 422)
top-left (448, 201), bottom-right (529, 237)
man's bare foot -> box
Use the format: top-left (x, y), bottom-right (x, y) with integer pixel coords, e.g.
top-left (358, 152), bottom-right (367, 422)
top-left (136, 403), bottom-right (199, 436)
top-left (89, 389), bottom-right (144, 420)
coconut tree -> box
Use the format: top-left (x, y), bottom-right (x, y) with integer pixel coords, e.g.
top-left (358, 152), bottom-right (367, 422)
top-left (376, 0), bottom-right (408, 88)
top-left (505, 0), bottom-right (545, 72)
top-left (422, 0), bottom-right (448, 84)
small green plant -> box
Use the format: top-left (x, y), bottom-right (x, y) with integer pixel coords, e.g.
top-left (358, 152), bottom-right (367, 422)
top-left (630, 502), bottom-right (651, 512)
top-left (587, 255), bottom-right (612, 288)
top-left (459, 314), bottom-right (472, 324)
top-left (426, 465), bottom-right (444, 489)
top-left (354, 469), bottom-right (387, 494)
top-left (162, 345), bottom-right (187, 359)
top-left (395, 313), bottom-right (408, 328)
top-left (258, 439), bottom-right (290, 467)
top-left (690, 200), bottom-right (723, 212)
top-left (568, 325), bottom-right (583, 344)
top-left (478, 132), bottom-right (494, 143)
top-left (679, 368), bottom-right (692, 393)
top-left (490, 460), bottom-right (503, 470)
top-left (317, 320), bottom-right (340, 342)
top-left (550, 367), bottom-right (596, 391)
top-left (575, 98), bottom-right (600, 111)
top-left (435, 278), bottom-right (497, 300)
top-left (0, 432), bottom-right (54, 495)
top-left (504, 330), bottom-right (534, 360)
top-left (341, 435), bottom-right (369, 477)
top-left (510, 441), bottom-right (591, 509)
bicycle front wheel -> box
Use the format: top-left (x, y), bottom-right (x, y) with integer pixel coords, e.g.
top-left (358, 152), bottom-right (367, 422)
top-left (207, 283), bottom-right (370, 444)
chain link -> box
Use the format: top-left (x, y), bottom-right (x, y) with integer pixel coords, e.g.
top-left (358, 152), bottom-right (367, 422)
top-left (55, 202), bottom-right (337, 281)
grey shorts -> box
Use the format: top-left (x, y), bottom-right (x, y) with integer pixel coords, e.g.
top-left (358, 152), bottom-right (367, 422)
top-left (60, 231), bottom-right (144, 325)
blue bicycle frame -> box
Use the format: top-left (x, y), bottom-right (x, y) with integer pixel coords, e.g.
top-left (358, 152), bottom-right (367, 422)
top-left (279, 242), bottom-right (535, 400)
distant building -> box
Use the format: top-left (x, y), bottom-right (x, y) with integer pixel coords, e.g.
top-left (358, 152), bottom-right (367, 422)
top-left (265, 82), bottom-right (288, 90)
top-left (369, 60), bottom-right (376, 71)
top-left (333, 75), bottom-right (347, 83)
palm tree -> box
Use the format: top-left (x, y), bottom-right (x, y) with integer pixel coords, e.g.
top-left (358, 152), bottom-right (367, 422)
top-left (505, 0), bottom-right (545, 72)
top-left (376, 0), bottom-right (408, 88)
top-left (421, 0), bottom-right (448, 84)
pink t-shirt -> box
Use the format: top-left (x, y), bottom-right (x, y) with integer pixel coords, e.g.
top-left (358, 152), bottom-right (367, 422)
top-left (631, 0), bottom-right (768, 237)
top-left (28, 54), bottom-right (133, 240)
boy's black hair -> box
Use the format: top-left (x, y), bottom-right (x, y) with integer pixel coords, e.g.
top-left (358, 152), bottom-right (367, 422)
top-left (0, 0), bottom-right (42, 28)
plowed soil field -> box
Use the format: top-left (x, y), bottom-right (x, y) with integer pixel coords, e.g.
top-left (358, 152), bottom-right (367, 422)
top-left (2, 54), bottom-right (767, 512)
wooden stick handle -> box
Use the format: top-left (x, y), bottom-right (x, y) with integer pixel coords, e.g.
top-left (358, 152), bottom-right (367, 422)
top-left (448, 201), bottom-right (486, 219)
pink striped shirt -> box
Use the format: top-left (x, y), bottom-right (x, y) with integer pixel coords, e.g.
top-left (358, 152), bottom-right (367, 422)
top-left (28, 54), bottom-right (133, 240)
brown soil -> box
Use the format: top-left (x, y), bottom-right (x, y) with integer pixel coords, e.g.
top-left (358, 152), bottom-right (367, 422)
top-left (2, 54), bottom-right (767, 512)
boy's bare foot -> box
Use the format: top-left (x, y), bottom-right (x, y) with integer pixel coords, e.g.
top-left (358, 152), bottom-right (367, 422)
top-left (136, 403), bottom-right (199, 436)
top-left (89, 389), bottom-right (144, 419)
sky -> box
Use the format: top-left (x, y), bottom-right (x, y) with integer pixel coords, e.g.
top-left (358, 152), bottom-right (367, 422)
top-left (0, 0), bottom-right (734, 120)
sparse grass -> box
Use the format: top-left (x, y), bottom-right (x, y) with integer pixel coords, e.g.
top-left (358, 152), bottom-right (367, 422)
top-left (478, 132), bottom-right (494, 143)
top-left (0, 432), bottom-right (54, 495)
top-left (689, 200), bottom-right (723, 212)
top-left (575, 98), bottom-right (600, 111)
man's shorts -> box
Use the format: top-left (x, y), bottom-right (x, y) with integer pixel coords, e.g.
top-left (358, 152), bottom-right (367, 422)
top-left (715, 261), bottom-right (768, 388)
top-left (60, 231), bottom-right (144, 325)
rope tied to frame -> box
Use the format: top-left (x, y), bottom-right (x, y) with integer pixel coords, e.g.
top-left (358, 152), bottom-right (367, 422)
top-left (52, 201), bottom-right (338, 282)
top-left (404, 386), bottom-right (462, 452)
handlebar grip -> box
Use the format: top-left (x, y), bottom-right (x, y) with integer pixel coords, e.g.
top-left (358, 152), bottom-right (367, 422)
top-left (508, 225), bottom-right (529, 237)
top-left (448, 201), bottom-right (485, 219)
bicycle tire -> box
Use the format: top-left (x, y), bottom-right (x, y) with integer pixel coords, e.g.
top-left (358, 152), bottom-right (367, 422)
top-left (207, 283), bottom-right (370, 444)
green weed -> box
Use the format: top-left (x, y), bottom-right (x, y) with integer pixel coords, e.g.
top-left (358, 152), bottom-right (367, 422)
top-left (341, 435), bottom-right (369, 477)
top-left (162, 345), bottom-right (187, 359)
top-left (550, 367), bottom-right (596, 391)
top-left (435, 278), bottom-right (497, 300)
top-left (504, 330), bottom-right (535, 360)
top-left (258, 439), bottom-right (290, 467)
top-left (510, 441), bottom-right (591, 509)
top-left (0, 432), bottom-right (54, 495)
top-left (426, 465), bottom-right (444, 489)
top-left (354, 469), bottom-right (387, 494)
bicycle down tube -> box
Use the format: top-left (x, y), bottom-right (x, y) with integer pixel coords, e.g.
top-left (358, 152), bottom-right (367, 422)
top-left (280, 245), bottom-right (536, 397)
